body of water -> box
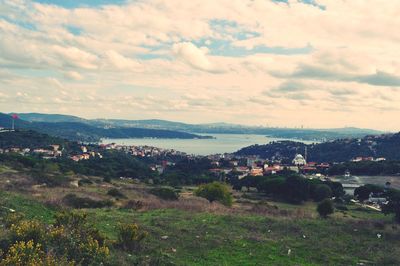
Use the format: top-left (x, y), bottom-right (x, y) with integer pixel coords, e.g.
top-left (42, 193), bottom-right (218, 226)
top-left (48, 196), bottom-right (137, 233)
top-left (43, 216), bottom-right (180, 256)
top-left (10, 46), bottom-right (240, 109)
top-left (101, 134), bottom-right (313, 156)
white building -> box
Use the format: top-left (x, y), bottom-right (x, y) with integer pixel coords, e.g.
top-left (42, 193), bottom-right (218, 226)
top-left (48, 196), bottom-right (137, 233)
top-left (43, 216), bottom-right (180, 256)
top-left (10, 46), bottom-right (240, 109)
top-left (292, 154), bottom-right (306, 166)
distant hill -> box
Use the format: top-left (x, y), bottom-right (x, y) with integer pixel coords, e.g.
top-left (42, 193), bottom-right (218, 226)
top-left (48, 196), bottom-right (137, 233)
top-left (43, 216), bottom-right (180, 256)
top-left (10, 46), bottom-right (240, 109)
top-left (16, 113), bottom-right (87, 123)
top-left (0, 130), bottom-right (68, 149)
top-left (14, 112), bottom-right (383, 141)
top-left (235, 132), bottom-right (400, 162)
top-left (0, 113), bottom-right (211, 142)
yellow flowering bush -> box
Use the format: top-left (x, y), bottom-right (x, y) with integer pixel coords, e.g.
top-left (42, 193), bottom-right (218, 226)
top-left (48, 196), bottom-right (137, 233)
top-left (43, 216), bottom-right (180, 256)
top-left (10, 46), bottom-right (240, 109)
top-left (2, 212), bottom-right (25, 229)
top-left (117, 223), bottom-right (148, 251)
top-left (0, 211), bottom-right (110, 266)
top-left (10, 220), bottom-right (46, 244)
top-left (0, 240), bottom-right (74, 266)
top-left (77, 236), bottom-right (110, 265)
top-left (0, 240), bottom-right (44, 266)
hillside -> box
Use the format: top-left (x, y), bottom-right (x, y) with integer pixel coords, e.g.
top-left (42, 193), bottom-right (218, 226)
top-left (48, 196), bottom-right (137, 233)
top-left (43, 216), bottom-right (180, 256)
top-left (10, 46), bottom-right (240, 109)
top-left (0, 130), bottom-right (68, 149)
top-left (0, 170), bottom-right (399, 265)
top-left (0, 113), bottom-right (211, 142)
top-left (236, 132), bottom-right (400, 162)
top-left (15, 112), bottom-right (382, 141)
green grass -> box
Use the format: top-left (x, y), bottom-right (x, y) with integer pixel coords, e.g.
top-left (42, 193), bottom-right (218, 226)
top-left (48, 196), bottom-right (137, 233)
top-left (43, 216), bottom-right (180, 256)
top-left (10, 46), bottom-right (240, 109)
top-left (1, 189), bottom-right (399, 265)
top-left (0, 190), bottom-right (55, 223)
top-left (85, 208), bottom-right (400, 266)
top-left (0, 165), bottom-right (17, 174)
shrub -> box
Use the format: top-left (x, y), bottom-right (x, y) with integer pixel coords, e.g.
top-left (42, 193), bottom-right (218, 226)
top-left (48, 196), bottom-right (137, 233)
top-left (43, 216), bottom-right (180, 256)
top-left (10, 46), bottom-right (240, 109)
top-left (122, 200), bottom-right (144, 210)
top-left (2, 212), bottom-right (25, 229)
top-left (194, 182), bottom-right (233, 206)
top-left (63, 194), bottom-right (113, 209)
top-left (0, 240), bottom-right (73, 266)
top-left (335, 204), bottom-right (348, 211)
top-left (32, 172), bottom-right (70, 187)
top-left (1, 240), bottom-right (45, 266)
top-left (51, 211), bottom-right (109, 264)
top-left (314, 184), bottom-right (332, 202)
top-left (10, 220), bottom-right (46, 244)
top-left (317, 199), bottom-right (334, 218)
top-left (149, 187), bottom-right (179, 201)
top-left (117, 223), bottom-right (148, 251)
top-left (54, 211), bottom-right (88, 229)
top-left (107, 188), bottom-right (126, 199)
top-left (77, 236), bottom-right (110, 265)
top-left (78, 178), bottom-right (93, 186)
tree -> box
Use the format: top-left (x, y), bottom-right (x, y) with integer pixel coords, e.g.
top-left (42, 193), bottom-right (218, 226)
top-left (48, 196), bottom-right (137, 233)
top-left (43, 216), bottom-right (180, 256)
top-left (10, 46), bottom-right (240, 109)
top-left (317, 199), bottom-right (334, 218)
top-left (382, 190), bottom-right (400, 223)
top-left (354, 184), bottom-right (384, 202)
top-left (283, 176), bottom-right (310, 203)
top-left (314, 184), bottom-right (332, 202)
top-left (194, 182), bottom-right (233, 206)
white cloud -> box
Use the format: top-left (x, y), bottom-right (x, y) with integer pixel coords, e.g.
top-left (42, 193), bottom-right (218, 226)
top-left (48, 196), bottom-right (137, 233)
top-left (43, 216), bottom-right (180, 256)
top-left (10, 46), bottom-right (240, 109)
top-left (64, 71), bottom-right (83, 80)
top-left (172, 42), bottom-right (223, 73)
top-left (1, 0), bottom-right (400, 130)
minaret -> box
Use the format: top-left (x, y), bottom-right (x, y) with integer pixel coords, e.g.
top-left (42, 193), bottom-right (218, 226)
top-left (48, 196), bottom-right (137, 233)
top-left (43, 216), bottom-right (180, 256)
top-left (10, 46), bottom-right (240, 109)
top-left (304, 146), bottom-right (308, 163)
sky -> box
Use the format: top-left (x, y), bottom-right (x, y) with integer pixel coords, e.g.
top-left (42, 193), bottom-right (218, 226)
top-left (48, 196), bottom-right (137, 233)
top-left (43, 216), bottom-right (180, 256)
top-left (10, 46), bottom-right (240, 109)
top-left (0, 0), bottom-right (400, 131)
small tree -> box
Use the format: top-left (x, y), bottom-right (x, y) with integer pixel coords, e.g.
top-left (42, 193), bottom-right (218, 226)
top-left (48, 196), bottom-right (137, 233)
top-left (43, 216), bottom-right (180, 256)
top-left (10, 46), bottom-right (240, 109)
top-left (382, 191), bottom-right (400, 223)
top-left (314, 184), bottom-right (332, 202)
top-left (195, 182), bottom-right (233, 206)
top-left (317, 199), bottom-right (334, 218)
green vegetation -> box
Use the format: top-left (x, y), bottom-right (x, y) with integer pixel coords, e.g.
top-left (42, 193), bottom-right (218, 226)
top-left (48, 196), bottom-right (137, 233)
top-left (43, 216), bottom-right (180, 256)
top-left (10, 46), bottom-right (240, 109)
top-left (149, 187), bottom-right (179, 201)
top-left (329, 160), bottom-right (400, 175)
top-left (0, 113), bottom-right (211, 142)
top-left (317, 199), bottom-right (334, 218)
top-left (235, 174), bottom-right (344, 204)
top-left (194, 182), bottom-right (233, 206)
top-left (117, 223), bottom-right (148, 251)
top-left (313, 184), bottom-right (332, 202)
top-left (63, 193), bottom-right (114, 209)
top-left (236, 132), bottom-right (400, 163)
top-left (0, 182), bottom-right (399, 265)
top-left (107, 188), bottom-right (127, 199)
top-left (382, 190), bottom-right (400, 223)
top-left (0, 210), bottom-right (110, 265)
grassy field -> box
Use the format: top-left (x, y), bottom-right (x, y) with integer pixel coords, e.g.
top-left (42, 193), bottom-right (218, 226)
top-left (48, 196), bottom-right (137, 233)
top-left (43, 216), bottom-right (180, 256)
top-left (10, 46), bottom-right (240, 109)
top-left (1, 186), bottom-right (399, 265)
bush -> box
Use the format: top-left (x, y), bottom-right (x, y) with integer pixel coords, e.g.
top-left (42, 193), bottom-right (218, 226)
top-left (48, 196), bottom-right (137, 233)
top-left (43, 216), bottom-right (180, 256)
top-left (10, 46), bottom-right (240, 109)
top-left (2, 212), bottom-right (25, 229)
top-left (107, 188), bottom-right (126, 199)
top-left (317, 199), bottom-right (334, 218)
top-left (78, 178), bottom-right (93, 186)
top-left (31, 171), bottom-right (70, 187)
top-left (149, 187), bottom-right (179, 201)
top-left (10, 220), bottom-right (46, 244)
top-left (117, 223), bottom-right (148, 251)
top-left (0, 211), bottom-right (109, 266)
top-left (194, 182), bottom-right (233, 206)
top-left (0, 240), bottom-right (61, 266)
top-left (122, 200), bottom-right (144, 210)
top-left (51, 211), bottom-right (109, 264)
top-left (314, 184), bottom-right (332, 202)
top-left (63, 193), bottom-right (113, 209)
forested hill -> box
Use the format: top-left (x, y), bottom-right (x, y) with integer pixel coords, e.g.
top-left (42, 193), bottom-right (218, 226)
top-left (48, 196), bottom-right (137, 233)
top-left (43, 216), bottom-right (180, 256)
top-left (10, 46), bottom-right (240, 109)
top-left (0, 130), bottom-right (68, 149)
top-left (0, 113), bottom-right (211, 142)
top-left (235, 132), bottom-right (400, 163)
top-left (16, 112), bottom-right (382, 141)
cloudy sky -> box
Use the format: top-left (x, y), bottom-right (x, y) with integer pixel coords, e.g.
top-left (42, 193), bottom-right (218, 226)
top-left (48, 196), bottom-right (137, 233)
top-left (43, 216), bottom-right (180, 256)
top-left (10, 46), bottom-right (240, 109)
top-left (1, 0), bottom-right (399, 130)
